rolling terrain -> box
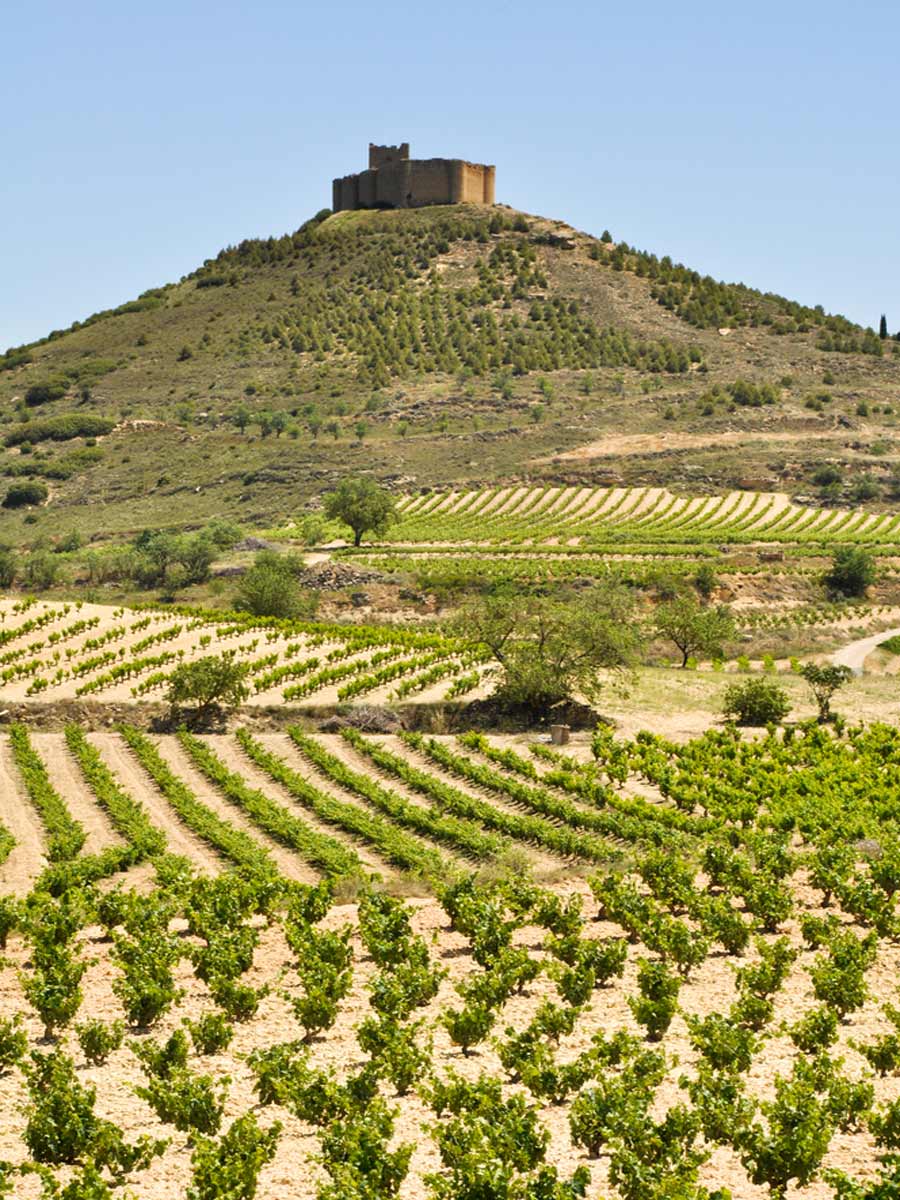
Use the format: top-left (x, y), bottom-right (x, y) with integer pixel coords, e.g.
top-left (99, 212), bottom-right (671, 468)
top-left (1, 205), bottom-right (898, 545)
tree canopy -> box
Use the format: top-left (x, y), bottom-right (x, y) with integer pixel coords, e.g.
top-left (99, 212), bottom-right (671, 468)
top-left (234, 551), bottom-right (316, 619)
top-left (654, 596), bottom-right (735, 667)
top-left (167, 655), bottom-right (250, 721)
top-left (323, 478), bottom-right (396, 547)
top-left (824, 548), bottom-right (876, 599)
top-left (451, 585), bottom-right (640, 713)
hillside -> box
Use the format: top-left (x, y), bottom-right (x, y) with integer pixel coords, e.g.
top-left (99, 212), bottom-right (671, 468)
top-left (1, 203), bottom-right (899, 543)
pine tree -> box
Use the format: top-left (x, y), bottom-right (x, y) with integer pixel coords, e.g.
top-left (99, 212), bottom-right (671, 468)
top-left (880, 314), bottom-right (889, 339)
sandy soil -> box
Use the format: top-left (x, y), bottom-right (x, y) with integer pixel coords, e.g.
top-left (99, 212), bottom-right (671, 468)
top-left (32, 732), bottom-right (125, 856)
top-left (0, 877), bottom-right (897, 1200)
top-left (0, 737), bottom-right (47, 894)
top-left (536, 426), bottom-right (867, 463)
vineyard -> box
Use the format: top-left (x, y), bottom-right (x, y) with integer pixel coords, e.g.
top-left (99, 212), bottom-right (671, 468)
top-left (0, 715), bottom-right (899, 1197)
top-left (385, 486), bottom-right (900, 549)
top-left (0, 598), bottom-right (488, 707)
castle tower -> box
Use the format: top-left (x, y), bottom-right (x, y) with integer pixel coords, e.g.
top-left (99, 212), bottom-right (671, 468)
top-left (332, 143), bottom-right (496, 212)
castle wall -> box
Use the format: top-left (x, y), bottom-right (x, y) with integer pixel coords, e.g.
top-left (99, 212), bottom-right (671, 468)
top-left (406, 160), bottom-right (456, 207)
top-left (332, 148), bottom-right (495, 211)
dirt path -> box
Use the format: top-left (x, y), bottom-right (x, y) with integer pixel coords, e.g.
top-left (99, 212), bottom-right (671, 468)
top-left (88, 733), bottom-right (222, 875)
top-left (151, 737), bottom-right (319, 884)
top-left (832, 626), bottom-right (900, 675)
top-left (0, 737), bottom-right (46, 894)
top-left (31, 732), bottom-right (124, 856)
top-left (536, 425), bottom-right (869, 464)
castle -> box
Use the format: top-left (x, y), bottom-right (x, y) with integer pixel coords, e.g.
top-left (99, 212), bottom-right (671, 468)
top-left (332, 143), bottom-right (496, 212)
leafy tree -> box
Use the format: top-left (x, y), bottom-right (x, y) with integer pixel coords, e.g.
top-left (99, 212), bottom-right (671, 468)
top-left (323, 477), bottom-right (397, 547)
top-left (798, 663), bottom-right (852, 724)
top-left (451, 586), bottom-right (640, 713)
top-left (233, 405), bottom-right (251, 435)
top-left (824, 547), bottom-right (876, 598)
top-left (723, 678), bottom-right (791, 726)
top-left (234, 552), bottom-right (315, 620)
top-left (167, 655), bottom-right (250, 720)
top-left (654, 595), bottom-right (735, 667)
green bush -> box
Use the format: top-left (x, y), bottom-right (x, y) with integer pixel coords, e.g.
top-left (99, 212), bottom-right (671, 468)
top-left (76, 1019), bottom-right (125, 1066)
top-left (5, 415), bottom-right (115, 446)
top-left (3, 481), bottom-right (48, 508)
top-left (167, 655), bottom-right (250, 719)
top-left (824, 547), bottom-right (876, 598)
top-left (233, 552), bottom-right (316, 620)
top-left (24, 379), bottom-right (68, 406)
top-left (723, 678), bottom-right (791, 726)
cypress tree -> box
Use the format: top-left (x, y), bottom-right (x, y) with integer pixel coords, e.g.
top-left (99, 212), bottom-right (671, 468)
top-left (880, 314), bottom-right (888, 339)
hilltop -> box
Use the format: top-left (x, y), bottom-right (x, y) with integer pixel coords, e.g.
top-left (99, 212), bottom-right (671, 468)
top-left (1, 203), bottom-right (899, 543)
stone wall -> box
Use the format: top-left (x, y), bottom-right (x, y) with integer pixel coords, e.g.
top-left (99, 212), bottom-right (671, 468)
top-left (332, 146), bottom-right (495, 212)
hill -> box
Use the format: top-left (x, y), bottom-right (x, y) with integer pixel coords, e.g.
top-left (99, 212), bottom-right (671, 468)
top-left (1, 203), bottom-right (899, 543)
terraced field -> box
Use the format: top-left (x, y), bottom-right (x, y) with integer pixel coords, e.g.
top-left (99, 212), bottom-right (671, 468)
top-left (0, 598), bottom-right (488, 707)
top-left (388, 486), bottom-right (900, 548)
top-left (1, 719), bottom-right (900, 1198)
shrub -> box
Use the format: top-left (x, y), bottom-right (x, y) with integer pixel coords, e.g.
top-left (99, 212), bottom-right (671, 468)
top-left (628, 958), bottom-right (681, 1040)
top-left (824, 547), bottom-right (876, 598)
top-left (5, 415), bottom-right (115, 446)
top-left (0, 1015), bottom-right (28, 1073)
top-left (233, 552), bottom-right (316, 620)
top-left (441, 1002), bottom-right (496, 1055)
top-left (24, 379), bottom-right (68, 406)
top-left (136, 1066), bottom-right (228, 1135)
top-left (167, 655), bottom-right (250, 720)
top-left (723, 678), bottom-right (791, 726)
top-left (187, 1112), bottom-right (281, 1200)
top-left (76, 1019), bottom-right (125, 1066)
top-left (185, 1012), bottom-right (234, 1056)
top-left (3, 481), bottom-right (48, 508)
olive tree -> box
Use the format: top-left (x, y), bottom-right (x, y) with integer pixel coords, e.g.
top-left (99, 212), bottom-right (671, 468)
top-left (323, 477), bottom-right (396, 547)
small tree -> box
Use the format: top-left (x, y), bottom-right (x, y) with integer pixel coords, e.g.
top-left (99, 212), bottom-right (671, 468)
top-left (880, 314), bottom-right (889, 340)
top-left (800, 663), bottom-right (852, 723)
top-left (654, 595), bottom-right (735, 667)
top-left (824, 548), bottom-right (876, 598)
top-left (234, 553), bottom-right (315, 620)
top-left (233, 405), bottom-right (251, 435)
top-left (723, 678), bottom-right (791, 726)
top-left (324, 477), bottom-right (396, 547)
top-left (167, 656), bottom-right (250, 721)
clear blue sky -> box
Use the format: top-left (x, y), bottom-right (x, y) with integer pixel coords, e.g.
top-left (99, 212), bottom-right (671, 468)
top-left (4, 0), bottom-right (898, 352)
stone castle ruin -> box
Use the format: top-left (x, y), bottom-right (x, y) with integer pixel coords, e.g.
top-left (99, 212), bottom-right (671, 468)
top-left (332, 143), bottom-right (496, 213)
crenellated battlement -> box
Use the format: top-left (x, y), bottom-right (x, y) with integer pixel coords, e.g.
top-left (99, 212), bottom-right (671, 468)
top-left (333, 142), bottom-right (495, 212)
